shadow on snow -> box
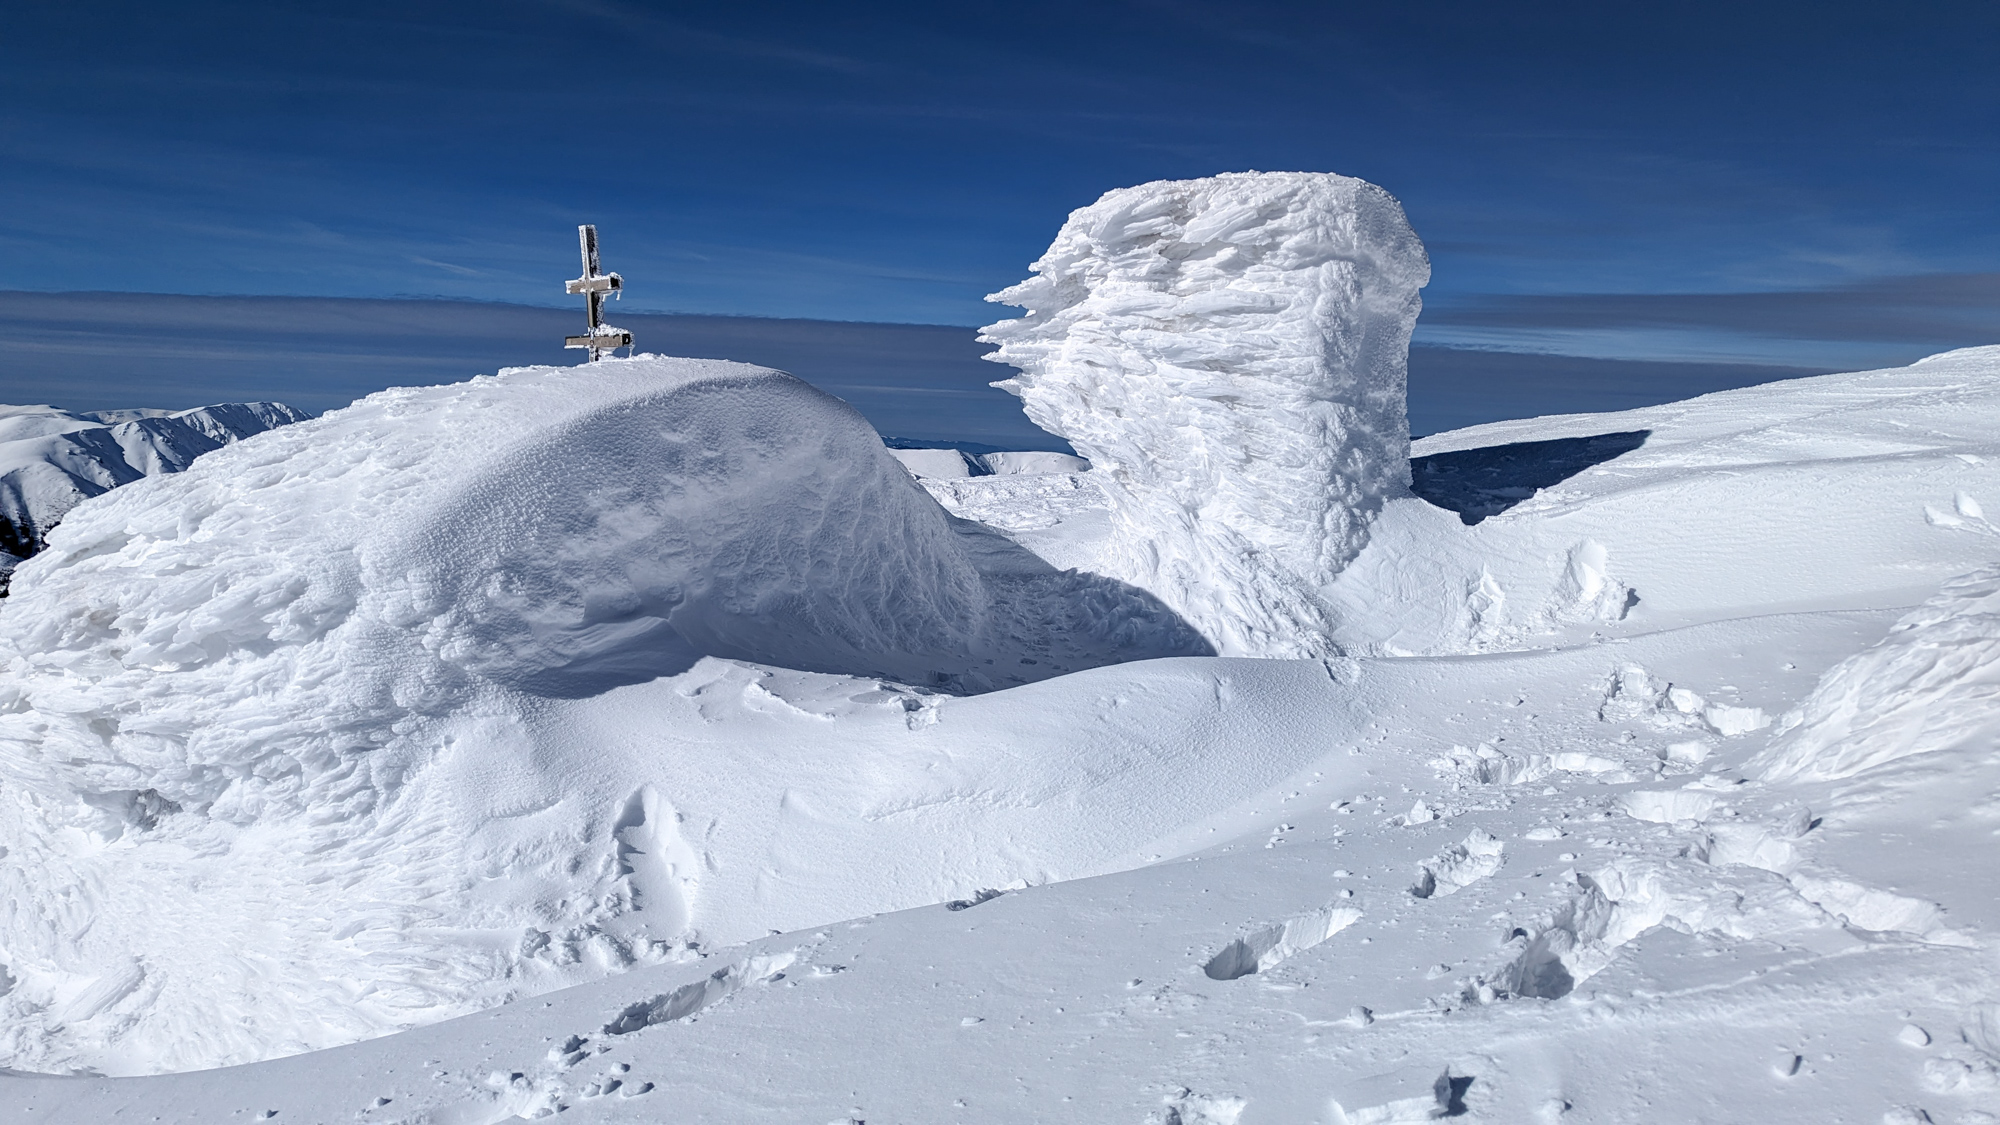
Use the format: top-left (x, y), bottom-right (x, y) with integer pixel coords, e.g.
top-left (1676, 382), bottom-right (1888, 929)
top-left (1411, 430), bottom-right (1651, 525)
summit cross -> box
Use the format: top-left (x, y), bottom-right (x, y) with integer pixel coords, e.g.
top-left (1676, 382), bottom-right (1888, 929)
top-left (564, 224), bottom-right (633, 362)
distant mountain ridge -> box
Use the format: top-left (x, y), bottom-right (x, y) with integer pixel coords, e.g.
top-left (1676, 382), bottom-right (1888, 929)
top-left (0, 401), bottom-right (310, 565)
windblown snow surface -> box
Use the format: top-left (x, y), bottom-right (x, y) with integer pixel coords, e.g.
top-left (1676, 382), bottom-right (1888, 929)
top-left (6, 181), bottom-right (2000, 1125)
top-left (0, 358), bottom-right (1206, 1076)
top-left (981, 171), bottom-right (1429, 659)
top-left (0, 400), bottom-right (308, 561)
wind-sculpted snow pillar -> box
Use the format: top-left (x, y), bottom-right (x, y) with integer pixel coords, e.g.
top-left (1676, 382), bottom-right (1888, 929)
top-left (980, 172), bottom-right (1430, 657)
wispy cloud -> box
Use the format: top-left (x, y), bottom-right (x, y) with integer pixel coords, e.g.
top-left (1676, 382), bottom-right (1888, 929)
top-left (535, 0), bottom-right (874, 75)
top-left (408, 256), bottom-right (485, 278)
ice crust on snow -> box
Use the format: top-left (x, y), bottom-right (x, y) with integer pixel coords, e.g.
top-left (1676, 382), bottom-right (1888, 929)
top-left (0, 357), bottom-right (1207, 1074)
top-left (0, 400), bottom-right (308, 560)
top-left (981, 171), bottom-right (1430, 657)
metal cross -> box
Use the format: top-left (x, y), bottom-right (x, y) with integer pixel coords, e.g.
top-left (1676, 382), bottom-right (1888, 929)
top-left (564, 224), bottom-right (633, 362)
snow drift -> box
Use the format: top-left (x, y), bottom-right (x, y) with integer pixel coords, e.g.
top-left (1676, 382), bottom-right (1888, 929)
top-left (0, 400), bottom-right (308, 560)
top-left (1757, 562), bottom-right (2000, 782)
top-left (0, 357), bottom-right (1204, 1074)
top-left (981, 171), bottom-right (1430, 657)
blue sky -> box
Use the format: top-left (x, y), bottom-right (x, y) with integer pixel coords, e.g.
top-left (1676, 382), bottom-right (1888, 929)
top-left (1, 1), bottom-right (1996, 375)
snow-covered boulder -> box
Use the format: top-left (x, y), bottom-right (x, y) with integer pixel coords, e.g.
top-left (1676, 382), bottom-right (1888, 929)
top-left (0, 401), bottom-right (309, 560)
top-left (0, 357), bottom-right (1205, 1073)
top-left (1756, 563), bottom-right (2000, 782)
top-left (981, 171), bottom-right (1430, 657)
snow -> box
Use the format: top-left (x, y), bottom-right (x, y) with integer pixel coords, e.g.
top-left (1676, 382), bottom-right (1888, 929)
top-left (0, 357), bottom-right (1208, 1075)
top-left (4, 209), bottom-right (2000, 1121)
top-left (886, 445), bottom-right (986, 478)
top-left (888, 446), bottom-right (1090, 479)
top-left (980, 449), bottom-right (1090, 476)
top-left (1755, 559), bottom-right (2000, 782)
top-left (0, 400), bottom-right (307, 560)
top-left (980, 172), bottom-right (1430, 658)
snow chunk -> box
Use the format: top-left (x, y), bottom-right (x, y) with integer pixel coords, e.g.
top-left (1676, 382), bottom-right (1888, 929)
top-left (1597, 662), bottom-right (1766, 737)
top-left (1410, 830), bottom-right (1504, 897)
top-left (1621, 789), bottom-right (1722, 825)
top-left (1202, 904), bottom-right (1362, 979)
top-left (1757, 563), bottom-right (2000, 781)
top-left (980, 171), bottom-right (1430, 656)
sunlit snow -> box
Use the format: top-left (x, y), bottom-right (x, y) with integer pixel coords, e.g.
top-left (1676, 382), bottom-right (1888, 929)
top-left (4, 175), bottom-right (1999, 1125)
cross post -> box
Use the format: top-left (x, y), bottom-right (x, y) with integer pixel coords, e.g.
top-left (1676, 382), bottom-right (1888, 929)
top-left (564, 224), bottom-right (633, 362)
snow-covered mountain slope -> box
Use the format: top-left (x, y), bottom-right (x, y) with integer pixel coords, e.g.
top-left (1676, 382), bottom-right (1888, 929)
top-left (1326, 345), bottom-right (2000, 661)
top-left (0, 357), bottom-right (1208, 1075)
top-left (887, 445), bottom-right (1089, 479)
top-left (982, 172), bottom-right (1430, 659)
top-left (0, 400), bottom-right (308, 562)
top-left (9, 348), bottom-right (2000, 1124)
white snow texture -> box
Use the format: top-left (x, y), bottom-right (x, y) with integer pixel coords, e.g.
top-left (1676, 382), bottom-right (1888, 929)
top-left (0, 401), bottom-right (308, 558)
top-left (14, 173), bottom-right (2000, 1125)
top-left (981, 171), bottom-right (1430, 657)
top-left (0, 357), bottom-right (1203, 1074)
top-left (1756, 561), bottom-right (2000, 782)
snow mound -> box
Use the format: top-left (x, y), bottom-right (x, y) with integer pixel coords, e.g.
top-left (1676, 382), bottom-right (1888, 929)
top-left (981, 171), bottom-right (1430, 656)
top-left (0, 400), bottom-right (308, 559)
top-left (0, 357), bottom-right (1204, 1074)
top-left (1756, 563), bottom-right (2000, 781)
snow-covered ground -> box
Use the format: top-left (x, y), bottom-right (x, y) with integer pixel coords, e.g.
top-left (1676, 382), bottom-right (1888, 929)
top-left (0, 357), bottom-right (1210, 1078)
top-left (4, 174), bottom-right (1999, 1124)
top-left (3, 345), bottom-right (1995, 1123)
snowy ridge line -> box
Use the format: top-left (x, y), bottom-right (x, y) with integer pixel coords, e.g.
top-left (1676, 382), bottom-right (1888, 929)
top-left (0, 400), bottom-right (308, 565)
top-left (885, 444), bottom-right (1090, 480)
top-left (982, 171), bottom-right (1430, 658)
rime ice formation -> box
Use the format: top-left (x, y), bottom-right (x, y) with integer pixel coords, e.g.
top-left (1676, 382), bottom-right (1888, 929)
top-left (0, 401), bottom-right (308, 559)
top-left (980, 171), bottom-right (1430, 657)
top-left (1756, 563), bottom-right (2000, 782)
top-left (0, 357), bottom-right (1204, 1074)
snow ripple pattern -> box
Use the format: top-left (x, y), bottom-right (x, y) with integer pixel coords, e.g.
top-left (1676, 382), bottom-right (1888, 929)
top-left (1757, 563), bottom-right (2000, 781)
top-left (981, 171), bottom-right (1430, 656)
